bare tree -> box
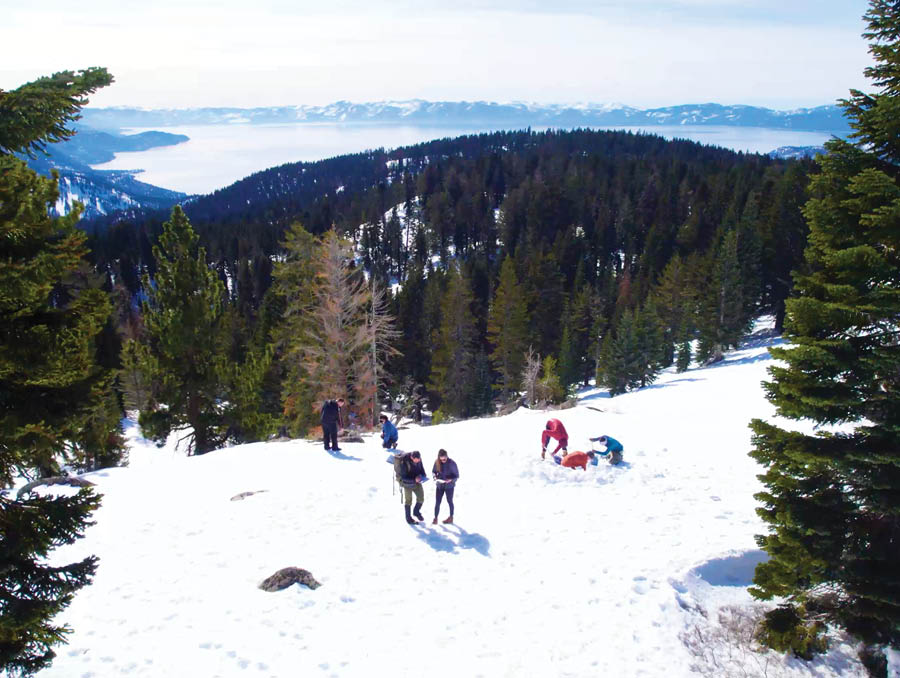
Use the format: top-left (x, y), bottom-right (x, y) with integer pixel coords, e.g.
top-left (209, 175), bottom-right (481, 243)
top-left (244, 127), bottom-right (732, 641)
top-left (298, 231), bottom-right (399, 432)
top-left (301, 231), bottom-right (368, 411)
top-left (353, 276), bottom-right (400, 428)
top-left (521, 346), bottom-right (541, 408)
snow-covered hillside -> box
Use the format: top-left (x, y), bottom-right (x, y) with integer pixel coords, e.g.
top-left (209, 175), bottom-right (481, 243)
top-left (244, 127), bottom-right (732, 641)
top-left (37, 319), bottom-right (876, 677)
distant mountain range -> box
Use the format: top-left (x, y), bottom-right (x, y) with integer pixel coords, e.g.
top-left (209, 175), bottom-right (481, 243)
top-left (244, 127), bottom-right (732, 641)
top-left (81, 100), bottom-right (850, 134)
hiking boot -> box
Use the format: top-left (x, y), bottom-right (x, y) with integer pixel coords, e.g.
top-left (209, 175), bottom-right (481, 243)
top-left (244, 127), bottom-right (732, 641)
top-left (442, 516), bottom-right (453, 524)
top-left (404, 506), bottom-right (416, 525)
top-left (541, 448), bottom-right (546, 459)
top-left (412, 502), bottom-right (424, 522)
top-left (432, 517), bottom-right (438, 525)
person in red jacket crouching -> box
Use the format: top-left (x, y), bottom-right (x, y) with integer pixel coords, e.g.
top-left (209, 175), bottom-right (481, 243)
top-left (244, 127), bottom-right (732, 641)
top-left (541, 418), bottom-right (568, 459)
top-left (553, 451), bottom-right (595, 470)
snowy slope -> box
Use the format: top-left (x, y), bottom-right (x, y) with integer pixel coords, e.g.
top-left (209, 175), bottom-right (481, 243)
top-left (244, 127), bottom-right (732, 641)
top-left (37, 319), bottom-right (872, 678)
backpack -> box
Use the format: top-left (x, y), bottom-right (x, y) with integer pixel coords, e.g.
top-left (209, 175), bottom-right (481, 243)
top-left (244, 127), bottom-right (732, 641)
top-left (392, 452), bottom-right (410, 483)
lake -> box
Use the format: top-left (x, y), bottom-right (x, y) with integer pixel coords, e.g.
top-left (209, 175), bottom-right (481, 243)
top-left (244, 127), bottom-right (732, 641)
top-left (91, 123), bottom-right (833, 195)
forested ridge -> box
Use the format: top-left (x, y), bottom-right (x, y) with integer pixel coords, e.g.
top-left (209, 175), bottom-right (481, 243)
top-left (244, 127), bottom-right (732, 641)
top-left (85, 127), bottom-right (813, 427)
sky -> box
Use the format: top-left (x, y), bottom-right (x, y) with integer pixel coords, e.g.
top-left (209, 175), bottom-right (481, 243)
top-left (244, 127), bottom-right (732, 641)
top-left (1, 0), bottom-right (874, 110)
top-left (28, 316), bottom-right (889, 677)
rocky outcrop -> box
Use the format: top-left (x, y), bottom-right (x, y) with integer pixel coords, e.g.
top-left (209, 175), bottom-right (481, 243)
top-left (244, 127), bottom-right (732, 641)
top-left (258, 567), bottom-right (321, 592)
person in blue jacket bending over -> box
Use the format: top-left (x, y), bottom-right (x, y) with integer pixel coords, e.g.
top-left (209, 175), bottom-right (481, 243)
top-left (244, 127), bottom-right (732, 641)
top-left (590, 435), bottom-right (624, 465)
top-left (379, 414), bottom-right (399, 449)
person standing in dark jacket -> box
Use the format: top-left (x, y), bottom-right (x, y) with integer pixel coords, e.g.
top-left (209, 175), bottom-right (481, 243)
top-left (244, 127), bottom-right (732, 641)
top-left (397, 451), bottom-right (426, 524)
top-left (431, 449), bottom-right (459, 524)
top-left (321, 397), bottom-right (344, 451)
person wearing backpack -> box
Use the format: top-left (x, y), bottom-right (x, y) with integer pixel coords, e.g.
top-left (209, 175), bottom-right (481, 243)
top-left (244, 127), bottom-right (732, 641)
top-left (590, 435), bottom-right (624, 465)
top-left (431, 449), bottom-right (459, 524)
top-left (395, 450), bottom-right (426, 524)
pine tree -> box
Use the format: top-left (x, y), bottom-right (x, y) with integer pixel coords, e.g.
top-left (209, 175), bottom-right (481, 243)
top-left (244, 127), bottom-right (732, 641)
top-left (537, 355), bottom-right (565, 404)
top-left (675, 338), bottom-right (692, 373)
top-left (749, 0), bottom-right (900, 656)
top-left (631, 301), bottom-right (665, 388)
top-left (487, 256), bottom-right (529, 397)
top-left (0, 68), bottom-right (116, 677)
top-left (136, 206), bottom-right (230, 455)
top-left (428, 264), bottom-right (479, 418)
top-left (596, 311), bottom-right (635, 396)
top-left (271, 221), bottom-right (320, 436)
top-left (696, 228), bottom-right (754, 364)
top-left (558, 282), bottom-right (593, 393)
top-left (651, 255), bottom-right (700, 366)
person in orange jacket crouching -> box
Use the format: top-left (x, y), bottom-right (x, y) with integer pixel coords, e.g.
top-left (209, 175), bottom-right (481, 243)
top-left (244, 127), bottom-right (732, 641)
top-left (553, 450), bottom-right (595, 470)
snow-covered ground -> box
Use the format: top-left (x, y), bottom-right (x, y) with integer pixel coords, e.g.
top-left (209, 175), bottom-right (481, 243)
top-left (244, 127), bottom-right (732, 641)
top-left (37, 319), bottom-right (874, 678)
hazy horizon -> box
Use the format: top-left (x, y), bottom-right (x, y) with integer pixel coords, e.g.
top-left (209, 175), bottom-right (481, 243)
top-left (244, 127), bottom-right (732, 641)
top-left (2, 1), bottom-right (873, 110)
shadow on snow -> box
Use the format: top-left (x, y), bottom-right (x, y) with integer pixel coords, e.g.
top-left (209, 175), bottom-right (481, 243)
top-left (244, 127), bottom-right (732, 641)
top-left (325, 448), bottom-right (363, 461)
top-left (690, 549), bottom-right (768, 587)
top-left (413, 523), bottom-right (491, 556)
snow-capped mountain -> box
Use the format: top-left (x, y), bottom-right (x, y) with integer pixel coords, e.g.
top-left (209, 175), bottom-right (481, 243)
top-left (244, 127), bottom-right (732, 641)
top-left (769, 145), bottom-right (827, 160)
top-left (81, 100), bottom-right (850, 134)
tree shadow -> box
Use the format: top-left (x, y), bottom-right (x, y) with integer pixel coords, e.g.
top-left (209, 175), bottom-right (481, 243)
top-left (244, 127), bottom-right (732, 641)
top-left (706, 351), bottom-right (774, 369)
top-left (641, 377), bottom-right (704, 390)
top-left (580, 390), bottom-right (611, 401)
top-left (690, 549), bottom-right (768, 587)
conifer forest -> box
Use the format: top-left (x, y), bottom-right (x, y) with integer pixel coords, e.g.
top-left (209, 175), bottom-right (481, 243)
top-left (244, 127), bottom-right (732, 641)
top-left (86, 128), bottom-right (814, 440)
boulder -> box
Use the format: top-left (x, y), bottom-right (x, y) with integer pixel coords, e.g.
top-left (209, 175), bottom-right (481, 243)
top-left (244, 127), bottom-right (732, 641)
top-left (259, 567), bottom-right (321, 592)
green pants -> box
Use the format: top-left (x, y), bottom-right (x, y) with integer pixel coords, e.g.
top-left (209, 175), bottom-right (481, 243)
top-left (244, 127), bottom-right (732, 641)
top-left (402, 482), bottom-right (424, 505)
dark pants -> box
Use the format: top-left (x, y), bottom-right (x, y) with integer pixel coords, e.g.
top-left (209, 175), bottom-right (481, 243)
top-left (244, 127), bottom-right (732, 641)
top-left (382, 435), bottom-right (398, 449)
top-left (323, 422), bottom-right (338, 450)
top-left (435, 484), bottom-right (455, 518)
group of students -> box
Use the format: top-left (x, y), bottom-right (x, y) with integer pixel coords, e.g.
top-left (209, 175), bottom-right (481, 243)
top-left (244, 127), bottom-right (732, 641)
top-left (323, 401), bottom-right (622, 526)
top-left (541, 418), bottom-right (624, 469)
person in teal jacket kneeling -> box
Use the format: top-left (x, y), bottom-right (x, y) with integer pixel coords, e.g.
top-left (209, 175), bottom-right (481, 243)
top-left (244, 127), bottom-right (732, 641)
top-left (591, 435), bottom-right (624, 465)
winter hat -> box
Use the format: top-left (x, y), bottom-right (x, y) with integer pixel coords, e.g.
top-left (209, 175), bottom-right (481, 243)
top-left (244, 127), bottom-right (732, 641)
top-left (410, 451), bottom-right (421, 459)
